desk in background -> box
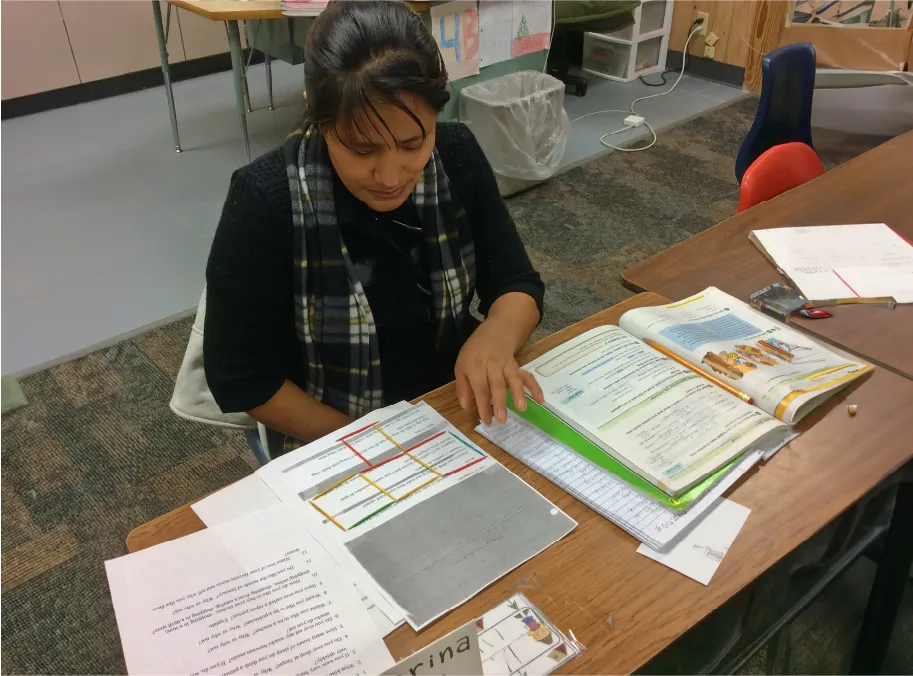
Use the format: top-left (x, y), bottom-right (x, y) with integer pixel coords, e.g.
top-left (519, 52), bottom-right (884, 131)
top-left (622, 130), bottom-right (913, 382)
top-left (621, 131), bottom-right (913, 673)
top-left (126, 292), bottom-right (913, 674)
top-left (151, 0), bottom-right (550, 163)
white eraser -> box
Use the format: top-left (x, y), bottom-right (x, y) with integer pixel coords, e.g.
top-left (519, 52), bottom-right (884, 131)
top-left (624, 115), bottom-right (645, 128)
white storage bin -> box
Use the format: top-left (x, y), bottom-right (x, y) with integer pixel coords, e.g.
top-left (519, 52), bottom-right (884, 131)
top-left (639, 0), bottom-right (668, 36)
top-left (459, 71), bottom-right (570, 196)
top-left (582, 33), bottom-right (632, 80)
top-left (582, 0), bottom-right (673, 82)
top-left (634, 36), bottom-right (664, 74)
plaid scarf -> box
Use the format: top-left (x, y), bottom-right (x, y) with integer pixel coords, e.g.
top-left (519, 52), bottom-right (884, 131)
top-left (284, 126), bottom-right (475, 417)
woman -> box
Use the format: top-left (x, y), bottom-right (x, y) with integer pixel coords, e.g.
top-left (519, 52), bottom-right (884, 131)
top-left (204, 0), bottom-right (544, 451)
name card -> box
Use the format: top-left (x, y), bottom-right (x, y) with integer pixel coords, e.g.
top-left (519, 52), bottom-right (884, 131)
top-left (383, 620), bottom-right (483, 676)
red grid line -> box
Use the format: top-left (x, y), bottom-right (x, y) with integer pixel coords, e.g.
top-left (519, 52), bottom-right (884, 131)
top-left (442, 456), bottom-right (485, 477)
top-left (362, 451), bottom-right (409, 473)
top-left (405, 430), bottom-right (447, 452)
top-left (340, 438), bottom-right (373, 467)
top-left (337, 421), bottom-right (379, 442)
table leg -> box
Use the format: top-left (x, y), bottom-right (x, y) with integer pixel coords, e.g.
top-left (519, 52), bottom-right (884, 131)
top-left (151, 0), bottom-right (181, 153)
top-left (850, 479), bottom-right (913, 674)
top-left (265, 54), bottom-right (275, 111)
top-left (225, 20), bottom-right (251, 164)
top-left (226, 22), bottom-right (254, 114)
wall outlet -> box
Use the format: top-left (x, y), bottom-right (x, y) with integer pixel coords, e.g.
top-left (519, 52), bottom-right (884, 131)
top-left (703, 45), bottom-right (716, 59)
top-left (706, 31), bottom-right (719, 47)
top-left (694, 11), bottom-right (709, 35)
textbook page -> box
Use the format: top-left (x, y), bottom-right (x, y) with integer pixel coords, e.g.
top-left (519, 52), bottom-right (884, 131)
top-left (105, 506), bottom-right (394, 676)
top-left (521, 325), bottom-right (785, 497)
top-left (618, 287), bottom-right (872, 423)
top-left (477, 412), bottom-right (766, 550)
top-left (258, 403), bottom-right (576, 630)
top-left (749, 223), bottom-right (913, 302)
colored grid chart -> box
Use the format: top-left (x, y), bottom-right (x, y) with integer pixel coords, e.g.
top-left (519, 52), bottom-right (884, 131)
top-left (310, 424), bottom-right (487, 531)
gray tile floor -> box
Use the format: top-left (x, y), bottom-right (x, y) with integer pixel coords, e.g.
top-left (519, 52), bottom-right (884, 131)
top-left (1, 60), bottom-right (744, 375)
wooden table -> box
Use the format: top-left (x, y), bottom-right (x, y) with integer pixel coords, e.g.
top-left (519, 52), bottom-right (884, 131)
top-left (151, 0), bottom-right (430, 162)
top-left (622, 130), bottom-right (913, 381)
top-left (127, 293), bottom-right (913, 674)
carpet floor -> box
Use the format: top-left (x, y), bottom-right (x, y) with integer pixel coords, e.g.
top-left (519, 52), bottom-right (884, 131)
top-left (2, 97), bottom-right (909, 674)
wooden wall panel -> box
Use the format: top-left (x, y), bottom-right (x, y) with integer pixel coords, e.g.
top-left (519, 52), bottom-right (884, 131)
top-left (668, 1), bottom-right (760, 68)
top-left (725, 1), bottom-right (755, 68)
top-left (743, 0), bottom-right (789, 91)
top-left (59, 0), bottom-right (185, 83)
top-left (1, 1), bottom-right (81, 99)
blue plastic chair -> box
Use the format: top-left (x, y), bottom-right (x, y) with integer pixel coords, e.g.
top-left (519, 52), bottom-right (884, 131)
top-left (735, 43), bottom-right (817, 183)
top-left (244, 427), bottom-right (272, 466)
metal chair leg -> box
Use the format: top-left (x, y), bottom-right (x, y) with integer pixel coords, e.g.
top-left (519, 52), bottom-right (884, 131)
top-left (225, 20), bottom-right (251, 164)
top-left (151, 1), bottom-right (181, 153)
top-left (265, 54), bottom-right (275, 111)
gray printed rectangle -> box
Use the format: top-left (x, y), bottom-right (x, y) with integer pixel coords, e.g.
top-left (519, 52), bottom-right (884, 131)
top-left (344, 465), bottom-right (575, 628)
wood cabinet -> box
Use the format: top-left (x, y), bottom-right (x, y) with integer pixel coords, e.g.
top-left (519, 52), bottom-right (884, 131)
top-left (1, 1), bottom-right (81, 99)
top-left (1, 0), bottom-right (238, 101)
top-left (58, 1), bottom-right (185, 83)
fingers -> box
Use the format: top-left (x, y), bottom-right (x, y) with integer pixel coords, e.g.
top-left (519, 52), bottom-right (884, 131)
top-left (487, 363), bottom-right (508, 424)
top-left (521, 370), bottom-right (545, 404)
top-left (469, 370), bottom-right (493, 425)
top-left (505, 366), bottom-right (527, 413)
top-left (455, 369), bottom-right (472, 412)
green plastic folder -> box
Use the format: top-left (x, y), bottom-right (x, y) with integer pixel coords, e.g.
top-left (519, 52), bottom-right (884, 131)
top-left (506, 395), bottom-right (737, 511)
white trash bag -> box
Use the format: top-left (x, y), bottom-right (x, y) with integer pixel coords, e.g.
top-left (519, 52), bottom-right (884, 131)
top-left (460, 71), bottom-right (570, 196)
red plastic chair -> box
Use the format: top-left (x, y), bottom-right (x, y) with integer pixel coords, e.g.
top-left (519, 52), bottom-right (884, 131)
top-left (737, 142), bottom-right (826, 213)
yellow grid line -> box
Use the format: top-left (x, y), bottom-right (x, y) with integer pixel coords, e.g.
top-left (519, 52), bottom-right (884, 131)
top-left (373, 424), bottom-right (444, 478)
top-left (360, 473), bottom-right (397, 501)
top-left (308, 501), bottom-right (345, 532)
top-left (394, 476), bottom-right (440, 501)
top-left (311, 473), bottom-right (359, 500)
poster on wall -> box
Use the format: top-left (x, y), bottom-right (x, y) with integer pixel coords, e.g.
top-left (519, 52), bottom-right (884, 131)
top-left (479, 0), bottom-right (513, 66)
top-left (431, 0), bottom-right (481, 80)
top-left (511, 0), bottom-right (552, 57)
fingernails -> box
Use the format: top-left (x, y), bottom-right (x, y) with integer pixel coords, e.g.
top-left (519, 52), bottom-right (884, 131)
top-left (517, 398), bottom-right (527, 411)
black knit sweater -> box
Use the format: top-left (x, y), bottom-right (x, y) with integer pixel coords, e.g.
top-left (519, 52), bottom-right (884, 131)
top-left (204, 122), bottom-right (544, 414)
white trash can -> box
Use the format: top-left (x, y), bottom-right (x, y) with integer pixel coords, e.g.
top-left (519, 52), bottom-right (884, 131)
top-left (459, 71), bottom-right (570, 196)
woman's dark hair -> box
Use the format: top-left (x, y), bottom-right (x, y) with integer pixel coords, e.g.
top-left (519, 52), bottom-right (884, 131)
top-left (304, 0), bottom-right (451, 143)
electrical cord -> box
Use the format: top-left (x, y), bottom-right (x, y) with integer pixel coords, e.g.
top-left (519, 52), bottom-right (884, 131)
top-left (569, 23), bottom-right (702, 153)
top-left (639, 19), bottom-right (700, 87)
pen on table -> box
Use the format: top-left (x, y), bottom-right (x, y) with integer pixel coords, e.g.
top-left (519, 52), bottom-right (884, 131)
top-left (644, 339), bottom-right (755, 405)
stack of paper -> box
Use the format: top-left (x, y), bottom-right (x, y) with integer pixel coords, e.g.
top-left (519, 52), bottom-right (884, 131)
top-left (477, 413), bottom-right (763, 550)
top-left (108, 403), bottom-right (579, 673)
top-left (257, 402), bottom-right (576, 630)
top-left (281, 0), bottom-right (327, 17)
top-left (106, 506), bottom-right (395, 675)
top-left (750, 223), bottom-right (913, 305)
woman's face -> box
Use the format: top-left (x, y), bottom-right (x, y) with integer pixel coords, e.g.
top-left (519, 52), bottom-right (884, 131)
top-left (324, 93), bottom-right (437, 212)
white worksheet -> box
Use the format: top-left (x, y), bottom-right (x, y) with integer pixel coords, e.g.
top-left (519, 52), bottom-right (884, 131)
top-left (636, 498), bottom-right (751, 585)
top-left (105, 507), bottom-right (394, 675)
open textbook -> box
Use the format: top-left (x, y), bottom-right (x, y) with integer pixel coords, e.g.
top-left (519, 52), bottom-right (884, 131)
top-left (518, 288), bottom-right (871, 498)
top-left (257, 402), bottom-right (577, 631)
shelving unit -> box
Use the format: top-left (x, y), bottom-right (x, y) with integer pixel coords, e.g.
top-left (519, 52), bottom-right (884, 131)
top-left (581, 0), bottom-right (674, 82)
